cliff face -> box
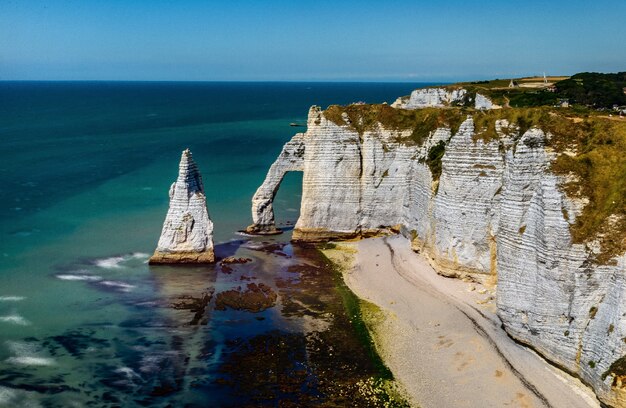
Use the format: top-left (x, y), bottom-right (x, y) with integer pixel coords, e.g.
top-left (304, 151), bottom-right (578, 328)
top-left (391, 87), bottom-right (494, 110)
top-left (150, 149), bottom-right (215, 264)
top-left (248, 100), bottom-right (626, 406)
top-left (391, 87), bottom-right (466, 108)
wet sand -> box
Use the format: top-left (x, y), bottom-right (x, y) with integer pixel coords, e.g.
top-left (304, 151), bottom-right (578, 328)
top-left (336, 235), bottom-right (601, 408)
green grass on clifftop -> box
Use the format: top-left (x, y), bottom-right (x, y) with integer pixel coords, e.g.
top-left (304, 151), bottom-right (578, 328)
top-left (322, 101), bottom-right (626, 264)
top-left (550, 117), bottom-right (626, 264)
top-left (446, 72), bottom-right (626, 109)
top-left (323, 104), bottom-right (466, 145)
top-left (556, 72), bottom-right (626, 108)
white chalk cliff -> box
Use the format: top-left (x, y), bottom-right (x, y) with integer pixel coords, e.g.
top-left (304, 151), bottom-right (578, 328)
top-left (248, 93), bottom-right (626, 407)
top-left (392, 87), bottom-right (466, 108)
top-left (246, 134), bottom-right (305, 234)
top-left (150, 149), bottom-right (215, 264)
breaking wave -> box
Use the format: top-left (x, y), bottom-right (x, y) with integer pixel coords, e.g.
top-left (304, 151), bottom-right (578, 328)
top-left (0, 296), bottom-right (25, 302)
top-left (56, 274), bottom-right (102, 281)
top-left (98, 281), bottom-right (136, 292)
top-left (93, 252), bottom-right (150, 269)
top-left (0, 385), bottom-right (43, 407)
top-left (94, 256), bottom-right (126, 269)
top-left (5, 341), bottom-right (54, 366)
top-left (115, 366), bottom-right (142, 380)
top-left (0, 314), bottom-right (30, 326)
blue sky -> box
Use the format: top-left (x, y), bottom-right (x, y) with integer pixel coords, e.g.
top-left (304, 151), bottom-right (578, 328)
top-left (1, 0), bottom-right (624, 81)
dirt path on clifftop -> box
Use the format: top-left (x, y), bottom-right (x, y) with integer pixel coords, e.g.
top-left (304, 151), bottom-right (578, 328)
top-left (346, 235), bottom-right (600, 408)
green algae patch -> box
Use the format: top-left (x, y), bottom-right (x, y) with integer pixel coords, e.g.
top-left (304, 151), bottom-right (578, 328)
top-left (216, 243), bottom-right (412, 407)
top-left (323, 103), bottom-right (465, 146)
top-left (319, 244), bottom-right (412, 407)
top-left (323, 250), bottom-right (393, 380)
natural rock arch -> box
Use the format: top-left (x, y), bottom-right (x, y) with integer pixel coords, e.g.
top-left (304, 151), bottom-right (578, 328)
top-left (245, 133), bottom-right (305, 235)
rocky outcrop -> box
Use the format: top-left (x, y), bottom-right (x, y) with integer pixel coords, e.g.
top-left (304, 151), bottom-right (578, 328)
top-left (150, 149), bottom-right (215, 264)
top-left (248, 97), bottom-right (626, 406)
top-left (391, 87), bottom-right (495, 110)
top-left (474, 93), bottom-right (494, 110)
top-left (246, 133), bottom-right (305, 234)
top-left (392, 87), bottom-right (466, 108)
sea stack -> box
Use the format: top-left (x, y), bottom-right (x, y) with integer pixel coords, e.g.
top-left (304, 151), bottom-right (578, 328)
top-left (149, 149), bottom-right (215, 264)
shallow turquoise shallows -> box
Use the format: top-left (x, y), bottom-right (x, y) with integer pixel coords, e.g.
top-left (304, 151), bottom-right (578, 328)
top-left (0, 81), bottom-right (434, 406)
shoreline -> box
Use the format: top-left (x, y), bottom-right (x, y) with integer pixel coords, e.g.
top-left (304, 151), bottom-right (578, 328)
top-left (318, 243), bottom-right (412, 406)
top-left (323, 235), bottom-right (601, 408)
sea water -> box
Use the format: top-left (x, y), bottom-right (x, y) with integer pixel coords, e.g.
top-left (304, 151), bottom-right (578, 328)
top-left (0, 81), bottom-right (433, 407)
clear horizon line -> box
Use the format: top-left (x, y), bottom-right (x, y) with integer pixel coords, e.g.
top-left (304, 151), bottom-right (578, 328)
top-left (0, 78), bottom-right (457, 84)
top-left (0, 72), bottom-right (576, 84)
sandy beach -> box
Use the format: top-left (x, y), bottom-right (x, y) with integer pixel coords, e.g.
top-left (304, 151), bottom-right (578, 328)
top-left (326, 235), bottom-right (601, 408)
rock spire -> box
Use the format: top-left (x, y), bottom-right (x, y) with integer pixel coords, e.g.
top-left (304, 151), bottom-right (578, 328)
top-left (149, 149), bottom-right (215, 264)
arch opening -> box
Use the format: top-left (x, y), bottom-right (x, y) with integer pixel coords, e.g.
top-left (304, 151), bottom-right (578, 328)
top-left (245, 133), bottom-right (305, 235)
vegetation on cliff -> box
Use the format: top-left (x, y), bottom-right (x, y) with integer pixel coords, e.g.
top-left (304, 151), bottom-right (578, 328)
top-left (449, 72), bottom-right (626, 109)
top-left (550, 116), bottom-right (626, 264)
top-left (420, 141), bottom-right (446, 184)
top-left (322, 101), bottom-right (626, 264)
top-left (556, 72), bottom-right (626, 109)
top-left (476, 107), bottom-right (626, 264)
top-left (323, 104), bottom-right (465, 145)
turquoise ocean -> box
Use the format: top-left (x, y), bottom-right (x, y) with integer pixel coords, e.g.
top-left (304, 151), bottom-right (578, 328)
top-left (0, 82), bottom-right (432, 407)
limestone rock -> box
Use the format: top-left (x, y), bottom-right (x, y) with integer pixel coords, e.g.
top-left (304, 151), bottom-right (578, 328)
top-left (391, 87), bottom-right (496, 111)
top-left (150, 149), bottom-right (214, 264)
top-left (392, 87), bottom-right (466, 108)
top-left (474, 93), bottom-right (494, 110)
top-left (246, 127), bottom-right (305, 234)
top-left (250, 104), bottom-right (626, 406)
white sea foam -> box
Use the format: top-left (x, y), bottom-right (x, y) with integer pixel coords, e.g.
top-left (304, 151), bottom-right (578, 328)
top-left (139, 355), bottom-right (163, 373)
top-left (134, 300), bottom-right (158, 307)
top-left (0, 386), bottom-right (42, 408)
top-left (7, 341), bottom-right (36, 354)
top-left (6, 356), bottom-right (55, 366)
top-left (0, 296), bottom-right (25, 302)
top-left (131, 252), bottom-right (149, 259)
top-left (99, 280), bottom-right (135, 292)
top-left (0, 386), bottom-right (17, 404)
top-left (56, 274), bottom-right (102, 281)
top-left (95, 256), bottom-right (126, 269)
top-left (0, 314), bottom-right (30, 326)
top-left (115, 366), bottom-right (142, 380)
top-left (242, 241), bottom-right (265, 250)
top-left (5, 341), bottom-right (55, 366)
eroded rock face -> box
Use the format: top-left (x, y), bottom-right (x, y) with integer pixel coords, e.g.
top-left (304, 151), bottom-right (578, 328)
top-left (496, 131), bottom-right (626, 407)
top-left (246, 131), bottom-right (305, 235)
top-left (391, 87), bottom-right (495, 110)
top-left (474, 93), bottom-right (494, 110)
top-left (150, 149), bottom-right (214, 264)
top-left (392, 87), bottom-right (467, 108)
top-left (250, 104), bottom-right (626, 406)
top-left (430, 119), bottom-right (504, 277)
